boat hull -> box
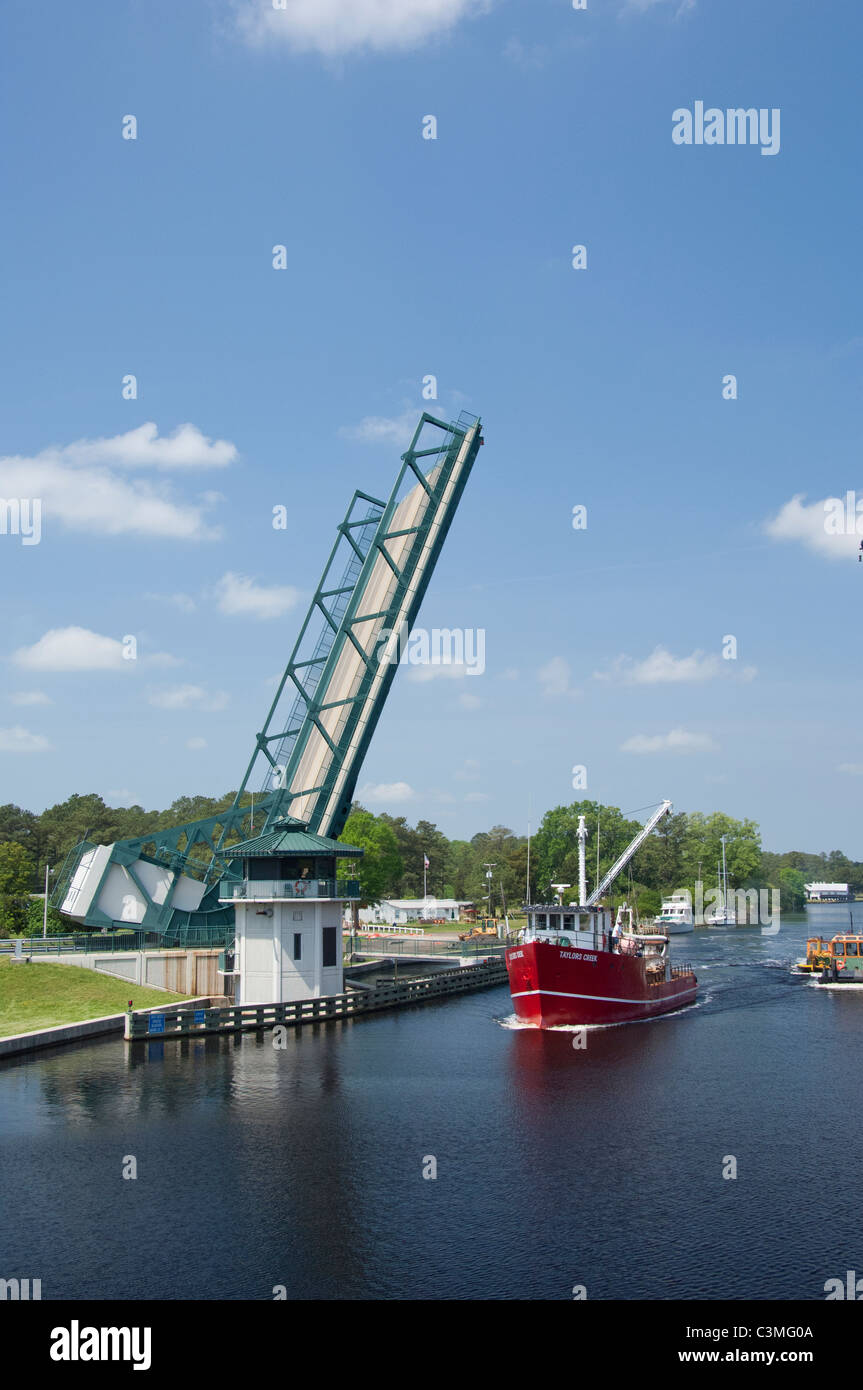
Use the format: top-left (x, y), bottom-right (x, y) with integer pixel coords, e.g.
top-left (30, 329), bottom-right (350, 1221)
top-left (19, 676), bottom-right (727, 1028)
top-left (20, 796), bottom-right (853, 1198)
top-left (505, 940), bottom-right (697, 1028)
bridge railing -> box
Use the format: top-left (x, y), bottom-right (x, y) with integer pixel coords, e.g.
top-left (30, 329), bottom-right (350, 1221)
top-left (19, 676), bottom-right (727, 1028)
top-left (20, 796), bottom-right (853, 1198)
top-left (0, 927), bottom-right (234, 955)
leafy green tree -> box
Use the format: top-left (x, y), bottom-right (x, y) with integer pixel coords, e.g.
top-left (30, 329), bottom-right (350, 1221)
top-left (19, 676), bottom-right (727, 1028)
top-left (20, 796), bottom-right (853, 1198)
top-left (532, 801), bottom-right (643, 901)
top-left (0, 841), bottom-right (36, 896)
top-left (778, 866), bottom-right (806, 912)
top-left (0, 803), bottom-right (39, 857)
top-left (681, 813), bottom-right (762, 895)
top-left (341, 809), bottom-right (403, 902)
top-left (0, 895), bottom-right (28, 937)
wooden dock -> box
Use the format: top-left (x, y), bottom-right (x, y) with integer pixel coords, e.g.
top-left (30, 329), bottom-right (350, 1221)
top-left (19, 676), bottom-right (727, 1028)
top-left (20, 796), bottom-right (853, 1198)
top-left (124, 957), bottom-right (509, 1041)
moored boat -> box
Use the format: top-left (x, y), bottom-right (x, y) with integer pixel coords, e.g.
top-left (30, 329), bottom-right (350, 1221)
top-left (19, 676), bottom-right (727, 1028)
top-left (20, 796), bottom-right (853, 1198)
top-left (705, 836), bottom-right (736, 926)
top-left (655, 892), bottom-right (695, 934)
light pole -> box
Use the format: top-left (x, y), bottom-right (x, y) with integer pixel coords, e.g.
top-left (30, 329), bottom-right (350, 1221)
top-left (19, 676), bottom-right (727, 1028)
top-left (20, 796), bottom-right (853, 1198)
top-left (42, 863), bottom-right (53, 938)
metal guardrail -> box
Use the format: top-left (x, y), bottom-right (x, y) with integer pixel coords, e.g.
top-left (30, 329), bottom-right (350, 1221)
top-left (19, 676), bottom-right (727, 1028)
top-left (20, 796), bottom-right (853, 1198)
top-left (125, 958), bottom-right (509, 1040)
top-left (346, 936), bottom-right (511, 958)
top-left (0, 928), bottom-right (233, 955)
top-left (219, 878), bottom-right (360, 901)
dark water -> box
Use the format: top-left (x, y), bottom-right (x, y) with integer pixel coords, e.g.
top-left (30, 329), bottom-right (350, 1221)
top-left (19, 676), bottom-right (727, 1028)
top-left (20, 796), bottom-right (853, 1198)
top-left (1, 908), bottom-right (862, 1301)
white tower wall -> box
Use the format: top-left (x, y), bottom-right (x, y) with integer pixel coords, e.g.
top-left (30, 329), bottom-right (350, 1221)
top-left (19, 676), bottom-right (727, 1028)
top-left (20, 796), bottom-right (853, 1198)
top-left (234, 898), bottom-right (344, 1005)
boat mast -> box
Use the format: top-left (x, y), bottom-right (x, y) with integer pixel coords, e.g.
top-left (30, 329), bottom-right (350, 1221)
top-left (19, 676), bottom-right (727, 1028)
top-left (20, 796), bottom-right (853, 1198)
top-left (577, 814), bottom-right (588, 906)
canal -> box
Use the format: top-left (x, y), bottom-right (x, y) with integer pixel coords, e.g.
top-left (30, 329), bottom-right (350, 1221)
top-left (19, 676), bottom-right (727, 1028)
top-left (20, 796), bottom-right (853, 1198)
top-left (1, 909), bottom-right (860, 1300)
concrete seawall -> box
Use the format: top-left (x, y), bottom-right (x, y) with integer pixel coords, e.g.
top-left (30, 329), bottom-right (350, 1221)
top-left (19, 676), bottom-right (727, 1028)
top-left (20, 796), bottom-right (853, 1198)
top-left (0, 997), bottom-right (217, 1061)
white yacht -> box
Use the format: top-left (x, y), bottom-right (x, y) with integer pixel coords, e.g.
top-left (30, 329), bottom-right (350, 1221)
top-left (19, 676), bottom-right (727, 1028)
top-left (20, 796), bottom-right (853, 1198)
top-left (655, 892), bottom-right (694, 935)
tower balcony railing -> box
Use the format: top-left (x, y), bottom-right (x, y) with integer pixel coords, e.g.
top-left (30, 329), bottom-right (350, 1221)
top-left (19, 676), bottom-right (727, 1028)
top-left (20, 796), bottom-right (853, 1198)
top-left (218, 877), bottom-right (361, 902)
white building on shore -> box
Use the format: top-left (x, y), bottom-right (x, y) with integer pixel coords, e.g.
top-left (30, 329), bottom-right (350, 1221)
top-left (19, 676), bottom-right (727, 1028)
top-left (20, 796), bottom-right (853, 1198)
top-left (804, 882), bottom-right (851, 903)
top-left (358, 898), bottom-right (474, 926)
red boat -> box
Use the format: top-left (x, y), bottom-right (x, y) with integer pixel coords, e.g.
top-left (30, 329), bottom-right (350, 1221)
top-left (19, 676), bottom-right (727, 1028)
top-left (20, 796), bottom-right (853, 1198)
top-left (506, 803), bottom-right (697, 1028)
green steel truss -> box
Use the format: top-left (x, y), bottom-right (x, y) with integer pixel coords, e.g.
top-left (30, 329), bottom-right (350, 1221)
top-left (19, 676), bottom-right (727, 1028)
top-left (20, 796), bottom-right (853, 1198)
top-left (52, 412), bottom-right (483, 939)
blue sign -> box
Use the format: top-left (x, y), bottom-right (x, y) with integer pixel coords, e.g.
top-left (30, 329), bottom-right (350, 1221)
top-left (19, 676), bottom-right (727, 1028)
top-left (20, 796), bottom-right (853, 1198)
top-left (149, 1013), bottom-right (165, 1034)
top-left (194, 1009), bottom-right (205, 1023)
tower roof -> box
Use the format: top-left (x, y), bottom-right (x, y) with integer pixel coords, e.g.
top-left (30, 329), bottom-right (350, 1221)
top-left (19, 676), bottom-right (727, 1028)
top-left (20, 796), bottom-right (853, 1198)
top-left (229, 817), bottom-right (364, 859)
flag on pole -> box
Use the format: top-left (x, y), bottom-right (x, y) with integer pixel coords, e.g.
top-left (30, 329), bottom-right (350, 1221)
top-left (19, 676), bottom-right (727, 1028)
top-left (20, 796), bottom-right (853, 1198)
top-left (423, 854), bottom-right (430, 869)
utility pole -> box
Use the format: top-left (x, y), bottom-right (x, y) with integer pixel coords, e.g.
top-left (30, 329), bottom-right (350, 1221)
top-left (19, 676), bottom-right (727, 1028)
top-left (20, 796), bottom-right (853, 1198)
top-left (483, 863), bottom-right (497, 924)
top-left (42, 863), bottom-right (52, 938)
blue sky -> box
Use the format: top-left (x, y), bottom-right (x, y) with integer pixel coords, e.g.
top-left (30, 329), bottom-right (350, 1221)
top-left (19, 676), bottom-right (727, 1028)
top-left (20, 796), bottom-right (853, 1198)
top-left (1, 0), bottom-right (862, 855)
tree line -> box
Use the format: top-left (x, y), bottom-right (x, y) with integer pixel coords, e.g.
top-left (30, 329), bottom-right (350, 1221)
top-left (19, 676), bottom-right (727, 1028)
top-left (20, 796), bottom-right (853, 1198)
top-left (1, 790), bottom-right (860, 934)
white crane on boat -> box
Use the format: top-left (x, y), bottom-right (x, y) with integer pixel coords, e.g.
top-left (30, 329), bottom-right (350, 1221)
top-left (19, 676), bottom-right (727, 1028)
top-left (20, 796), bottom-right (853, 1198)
top-left (582, 800), bottom-right (673, 907)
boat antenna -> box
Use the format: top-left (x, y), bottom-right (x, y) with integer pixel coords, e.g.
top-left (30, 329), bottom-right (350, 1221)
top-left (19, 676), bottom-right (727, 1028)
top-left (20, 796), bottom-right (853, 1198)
top-left (526, 793), bottom-right (532, 904)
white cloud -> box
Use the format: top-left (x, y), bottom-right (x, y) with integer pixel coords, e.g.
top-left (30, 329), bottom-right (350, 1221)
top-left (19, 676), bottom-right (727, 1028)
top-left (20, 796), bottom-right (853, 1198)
top-left (146, 591), bottom-right (198, 614)
top-left (234, 0), bottom-right (492, 57)
top-left (623, 0), bottom-right (694, 14)
top-left (339, 409), bottom-right (419, 448)
top-left (538, 656), bottom-right (579, 698)
top-left (621, 728), bottom-right (718, 755)
top-left (838, 763), bottom-right (863, 776)
top-left (503, 38), bottom-right (550, 70)
top-left (9, 691), bottom-right (52, 706)
top-left (58, 422), bottom-right (237, 471)
top-left (215, 572), bottom-right (301, 620)
top-left (406, 662), bottom-right (471, 682)
top-left (0, 725), bottom-right (51, 753)
top-left (764, 494), bottom-right (861, 561)
top-left (455, 758), bottom-right (480, 781)
top-left (597, 645), bottom-right (721, 684)
top-left (357, 780), bottom-right (415, 804)
top-left (148, 685), bottom-right (229, 711)
top-left (0, 423), bottom-right (235, 541)
top-left (13, 627), bottom-right (130, 672)
top-left (187, 737), bottom-right (208, 750)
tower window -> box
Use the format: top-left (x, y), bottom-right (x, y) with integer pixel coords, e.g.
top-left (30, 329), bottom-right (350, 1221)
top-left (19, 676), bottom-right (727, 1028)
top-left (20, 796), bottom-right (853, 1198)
top-left (322, 927), bottom-right (337, 968)
top-left (293, 934), bottom-right (302, 961)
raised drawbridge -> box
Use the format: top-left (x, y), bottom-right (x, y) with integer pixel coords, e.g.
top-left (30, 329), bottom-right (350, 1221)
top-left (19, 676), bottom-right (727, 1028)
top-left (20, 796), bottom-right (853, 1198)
top-left (52, 411), bottom-right (483, 942)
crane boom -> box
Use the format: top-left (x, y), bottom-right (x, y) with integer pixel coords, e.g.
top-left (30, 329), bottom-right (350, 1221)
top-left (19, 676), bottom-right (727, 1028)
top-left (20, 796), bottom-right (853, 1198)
top-left (584, 800), bottom-right (672, 907)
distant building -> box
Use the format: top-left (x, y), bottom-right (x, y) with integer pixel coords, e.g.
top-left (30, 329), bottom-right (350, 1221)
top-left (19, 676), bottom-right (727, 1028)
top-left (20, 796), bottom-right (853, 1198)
top-left (804, 882), bottom-right (851, 903)
top-left (358, 898), bottom-right (474, 925)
